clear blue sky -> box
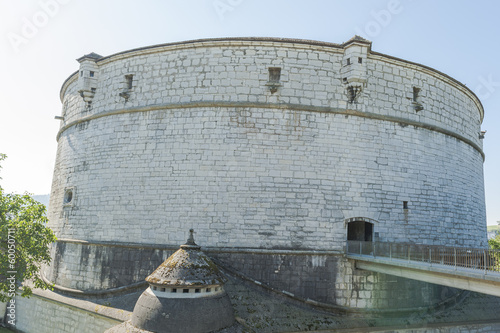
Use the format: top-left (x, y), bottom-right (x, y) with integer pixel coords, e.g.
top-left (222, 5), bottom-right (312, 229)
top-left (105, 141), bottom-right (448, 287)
top-left (0, 0), bottom-right (499, 225)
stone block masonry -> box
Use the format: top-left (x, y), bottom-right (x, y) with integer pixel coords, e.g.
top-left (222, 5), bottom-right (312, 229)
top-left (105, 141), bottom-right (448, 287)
top-left (15, 294), bottom-right (120, 333)
top-left (44, 36), bottom-right (487, 312)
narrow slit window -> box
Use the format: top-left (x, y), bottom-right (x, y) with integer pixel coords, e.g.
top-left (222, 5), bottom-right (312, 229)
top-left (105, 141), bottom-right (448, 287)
top-left (346, 58), bottom-right (351, 65)
top-left (412, 87), bottom-right (420, 102)
top-left (358, 57), bottom-right (363, 64)
top-left (89, 71), bottom-right (95, 78)
top-left (403, 201), bottom-right (408, 209)
top-left (125, 74), bottom-right (134, 89)
top-left (268, 67), bottom-right (281, 83)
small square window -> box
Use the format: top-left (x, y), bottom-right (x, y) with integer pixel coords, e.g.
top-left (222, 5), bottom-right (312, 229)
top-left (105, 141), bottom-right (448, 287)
top-left (161, 288), bottom-right (166, 292)
top-left (171, 288), bottom-right (177, 293)
top-left (152, 286), bottom-right (157, 291)
top-left (403, 201), bottom-right (409, 209)
top-left (183, 289), bottom-right (189, 293)
top-left (268, 67), bottom-right (281, 83)
top-left (195, 289), bottom-right (200, 293)
top-left (206, 288), bottom-right (211, 292)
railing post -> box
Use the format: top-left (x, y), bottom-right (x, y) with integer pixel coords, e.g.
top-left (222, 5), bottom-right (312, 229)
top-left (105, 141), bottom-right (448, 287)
top-left (408, 245), bottom-right (411, 263)
top-left (429, 248), bottom-right (432, 267)
top-left (373, 242), bottom-right (376, 258)
top-left (484, 250), bottom-right (487, 275)
top-left (454, 248), bottom-right (457, 271)
top-left (359, 241), bottom-right (362, 255)
top-left (390, 243), bottom-right (392, 261)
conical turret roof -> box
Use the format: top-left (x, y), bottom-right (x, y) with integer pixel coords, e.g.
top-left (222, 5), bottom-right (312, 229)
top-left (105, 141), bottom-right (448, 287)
top-left (145, 229), bottom-right (226, 286)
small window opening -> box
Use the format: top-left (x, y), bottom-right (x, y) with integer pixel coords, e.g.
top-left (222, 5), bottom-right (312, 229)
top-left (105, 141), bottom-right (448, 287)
top-left (63, 189), bottom-right (73, 205)
top-left (160, 288), bottom-right (166, 292)
top-left (91, 88), bottom-right (96, 93)
top-left (346, 58), bottom-right (351, 65)
top-left (125, 74), bottom-right (134, 89)
top-left (171, 288), bottom-right (177, 293)
top-left (403, 201), bottom-right (409, 209)
top-left (268, 67), bottom-right (281, 83)
top-left (206, 288), bottom-right (211, 292)
top-left (412, 87), bottom-right (420, 102)
top-left (183, 289), bottom-right (189, 293)
top-left (89, 71), bottom-right (95, 78)
top-left (195, 289), bottom-right (200, 293)
top-left (358, 57), bottom-right (363, 64)
top-left (152, 286), bottom-right (157, 291)
top-left (343, 77), bottom-right (348, 83)
top-left (215, 287), bottom-right (219, 292)
top-left (80, 71), bottom-right (83, 77)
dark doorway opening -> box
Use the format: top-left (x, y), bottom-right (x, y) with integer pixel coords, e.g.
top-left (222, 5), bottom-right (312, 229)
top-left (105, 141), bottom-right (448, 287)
top-left (347, 221), bottom-right (373, 241)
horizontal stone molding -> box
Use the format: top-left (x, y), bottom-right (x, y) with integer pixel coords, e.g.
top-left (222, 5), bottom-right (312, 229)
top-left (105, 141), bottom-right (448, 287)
top-left (54, 238), bottom-right (344, 256)
top-left (55, 101), bottom-right (485, 160)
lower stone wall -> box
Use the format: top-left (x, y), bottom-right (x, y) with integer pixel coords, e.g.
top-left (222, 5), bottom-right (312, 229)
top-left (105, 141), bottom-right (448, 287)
top-left (43, 240), bottom-right (460, 311)
top-left (43, 240), bottom-right (176, 291)
top-left (211, 251), bottom-right (458, 311)
top-left (13, 295), bottom-right (120, 333)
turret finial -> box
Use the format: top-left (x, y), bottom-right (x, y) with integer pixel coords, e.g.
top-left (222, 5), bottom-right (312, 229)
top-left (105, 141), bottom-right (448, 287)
top-left (186, 229), bottom-right (196, 245)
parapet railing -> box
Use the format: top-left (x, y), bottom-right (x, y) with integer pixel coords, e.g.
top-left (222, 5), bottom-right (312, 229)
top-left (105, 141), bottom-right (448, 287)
top-left (346, 241), bottom-right (500, 275)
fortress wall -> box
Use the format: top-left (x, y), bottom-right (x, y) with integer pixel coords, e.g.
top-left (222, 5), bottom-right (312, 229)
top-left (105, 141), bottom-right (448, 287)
top-left (15, 294), bottom-right (119, 333)
top-left (59, 40), bottom-right (483, 146)
top-left (48, 106), bottom-right (486, 249)
top-left (42, 240), bottom-right (454, 311)
top-left (44, 38), bottom-right (487, 309)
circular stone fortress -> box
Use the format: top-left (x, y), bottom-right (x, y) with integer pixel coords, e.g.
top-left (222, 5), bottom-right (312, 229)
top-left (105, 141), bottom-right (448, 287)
top-left (44, 36), bottom-right (487, 312)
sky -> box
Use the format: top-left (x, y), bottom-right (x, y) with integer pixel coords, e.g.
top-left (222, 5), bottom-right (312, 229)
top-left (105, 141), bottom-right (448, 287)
top-left (0, 0), bottom-right (499, 225)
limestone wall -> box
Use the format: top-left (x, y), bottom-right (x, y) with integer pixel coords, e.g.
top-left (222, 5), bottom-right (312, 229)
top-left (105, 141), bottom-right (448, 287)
top-left (14, 294), bottom-right (119, 333)
top-left (48, 106), bottom-right (485, 249)
top-left (49, 38), bottom-right (486, 250)
top-left (42, 240), bottom-right (456, 312)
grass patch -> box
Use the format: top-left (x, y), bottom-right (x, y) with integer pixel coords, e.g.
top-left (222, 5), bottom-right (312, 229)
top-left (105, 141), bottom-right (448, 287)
top-left (487, 225), bottom-right (500, 232)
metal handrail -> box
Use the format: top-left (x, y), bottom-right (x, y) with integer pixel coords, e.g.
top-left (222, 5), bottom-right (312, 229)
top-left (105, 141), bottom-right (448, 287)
top-left (346, 241), bottom-right (500, 274)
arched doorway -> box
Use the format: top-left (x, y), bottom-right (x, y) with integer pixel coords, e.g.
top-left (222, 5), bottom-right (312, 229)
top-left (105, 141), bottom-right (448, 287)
top-left (347, 220), bottom-right (373, 242)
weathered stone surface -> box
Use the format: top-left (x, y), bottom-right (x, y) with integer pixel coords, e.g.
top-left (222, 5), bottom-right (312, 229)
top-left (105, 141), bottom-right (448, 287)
top-left (131, 289), bottom-right (235, 333)
top-left (146, 241), bottom-right (226, 286)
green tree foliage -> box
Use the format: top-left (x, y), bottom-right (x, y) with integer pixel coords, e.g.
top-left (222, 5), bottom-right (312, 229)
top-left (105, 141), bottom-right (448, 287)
top-left (488, 233), bottom-right (500, 250)
top-left (0, 154), bottom-right (57, 301)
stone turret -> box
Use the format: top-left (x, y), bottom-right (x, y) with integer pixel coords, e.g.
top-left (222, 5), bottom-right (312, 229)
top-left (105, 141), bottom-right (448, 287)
top-left (76, 52), bottom-right (102, 108)
top-left (130, 230), bottom-right (235, 333)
